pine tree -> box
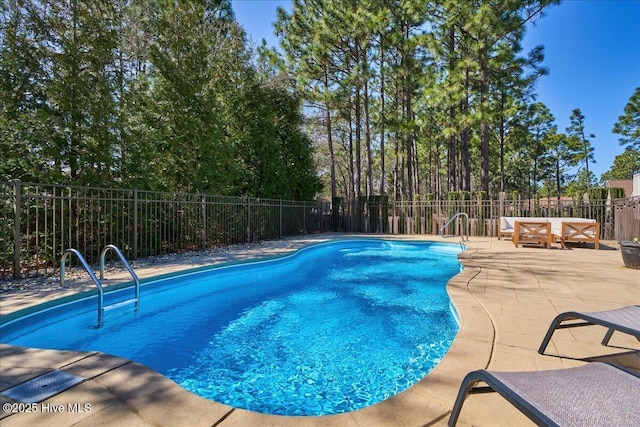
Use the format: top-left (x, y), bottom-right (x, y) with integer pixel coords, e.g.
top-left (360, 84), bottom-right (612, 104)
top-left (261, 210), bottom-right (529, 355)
top-left (613, 87), bottom-right (640, 150)
top-left (599, 147), bottom-right (640, 182)
top-left (0, 0), bottom-right (51, 181)
top-left (566, 108), bottom-right (596, 191)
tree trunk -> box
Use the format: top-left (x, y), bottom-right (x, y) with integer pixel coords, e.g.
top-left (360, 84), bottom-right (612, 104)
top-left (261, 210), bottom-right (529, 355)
top-left (499, 92), bottom-right (506, 193)
top-left (480, 47), bottom-right (490, 193)
top-left (354, 74), bottom-right (362, 229)
top-left (364, 68), bottom-right (373, 199)
top-left (379, 33), bottom-right (386, 198)
top-left (447, 26), bottom-right (456, 192)
top-left (324, 69), bottom-right (336, 201)
top-left (461, 87), bottom-right (470, 192)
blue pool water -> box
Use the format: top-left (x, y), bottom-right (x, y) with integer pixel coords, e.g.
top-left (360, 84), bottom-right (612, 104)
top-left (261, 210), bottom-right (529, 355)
top-left (1, 239), bottom-right (462, 416)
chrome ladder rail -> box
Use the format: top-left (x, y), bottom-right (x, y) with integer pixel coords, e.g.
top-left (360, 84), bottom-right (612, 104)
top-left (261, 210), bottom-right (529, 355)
top-left (100, 244), bottom-right (140, 312)
top-left (60, 249), bottom-right (105, 326)
top-left (440, 212), bottom-right (469, 242)
top-left (60, 245), bottom-right (140, 327)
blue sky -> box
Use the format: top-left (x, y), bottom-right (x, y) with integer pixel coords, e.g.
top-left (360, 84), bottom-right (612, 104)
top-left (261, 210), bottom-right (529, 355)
top-left (232, 0), bottom-right (640, 179)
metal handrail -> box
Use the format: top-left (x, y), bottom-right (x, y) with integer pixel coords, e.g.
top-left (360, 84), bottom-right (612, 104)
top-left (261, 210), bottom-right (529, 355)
top-left (60, 248), bottom-right (105, 326)
top-left (440, 212), bottom-right (469, 241)
top-left (100, 244), bottom-right (140, 307)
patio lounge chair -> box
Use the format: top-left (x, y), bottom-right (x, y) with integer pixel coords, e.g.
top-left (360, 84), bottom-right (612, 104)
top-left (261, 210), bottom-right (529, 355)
top-left (538, 305), bottom-right (640, 355)
top-left (448, 362), bottom-right (640, 426)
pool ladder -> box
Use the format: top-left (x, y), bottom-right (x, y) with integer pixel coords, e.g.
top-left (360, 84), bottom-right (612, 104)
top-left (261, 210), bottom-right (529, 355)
top-left (60, 245), bottom-right (140, 327)
top-left (440, 212), bottom-right (469, 243)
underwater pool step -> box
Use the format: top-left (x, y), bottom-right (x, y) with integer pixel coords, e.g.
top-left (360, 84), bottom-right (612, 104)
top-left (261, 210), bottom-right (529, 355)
top-left (103, 298), bottom-right (139, 312)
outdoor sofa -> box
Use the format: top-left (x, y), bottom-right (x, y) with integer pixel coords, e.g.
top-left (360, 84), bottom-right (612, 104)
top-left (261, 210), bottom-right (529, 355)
top-left (499, 216), bottom-right (600, 249)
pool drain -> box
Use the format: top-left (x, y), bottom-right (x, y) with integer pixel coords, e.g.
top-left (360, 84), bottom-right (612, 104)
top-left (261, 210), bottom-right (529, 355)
top-left (1, 370), bottom-right (85, 403)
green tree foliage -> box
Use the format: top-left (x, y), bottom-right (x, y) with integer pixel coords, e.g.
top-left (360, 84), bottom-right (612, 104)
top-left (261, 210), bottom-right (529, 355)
top-left (507, 102), bottom-right (556, 198)
top-left (600, 147), bottom-right (640, 182)
top-left (0, 0), bottom-right (51, 181)
top-left (7, 0), bottom-right (632, 206)
top-left (0, 0), bottom-right (321, 200)
top-left (543, 131), bottom-right (582, 201)
top-left (1, 0), bottom-right (120, 184)
top-left (566, 108), bottom-right (596, 191)
top-left (613, 87), bottom-right (640, 150)
top-left (277, 0), bottom-right (561, 204)
top-left (143, 0), bottom-right (233, 193)
top-left (565, 169), bottom-right (597, 198)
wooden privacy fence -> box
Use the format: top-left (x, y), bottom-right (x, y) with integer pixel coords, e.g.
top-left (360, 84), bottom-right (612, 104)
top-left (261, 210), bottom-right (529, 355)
top-left (1, 181), bottom-right (329, 280)
top-left (614, 197), bottom-right (640, 242)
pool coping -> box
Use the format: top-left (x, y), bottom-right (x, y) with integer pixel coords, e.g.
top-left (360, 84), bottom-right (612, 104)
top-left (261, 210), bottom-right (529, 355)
top-left (1, 234), bottom-right (639, 426)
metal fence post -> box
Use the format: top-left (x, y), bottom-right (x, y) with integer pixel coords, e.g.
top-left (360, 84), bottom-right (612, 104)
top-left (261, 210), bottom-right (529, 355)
top-left (133, 188), bottom-right (138, 260)
top-left (201, 194), bottom-right (206, 249)
top-left (246, 198), bottom-right (251, 243)
top-left (12, 180), bottom-right (21, 279)
top-left (279, 200), bottom-right (283, 239)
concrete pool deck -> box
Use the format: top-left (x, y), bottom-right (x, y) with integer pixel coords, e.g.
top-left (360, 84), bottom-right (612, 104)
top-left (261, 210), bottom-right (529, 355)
top-left (1, 234), bottom-right (638, 426)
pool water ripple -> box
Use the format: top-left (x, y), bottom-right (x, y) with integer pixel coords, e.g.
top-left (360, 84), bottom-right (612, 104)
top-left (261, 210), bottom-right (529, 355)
top-left (2, 239), bottom-right (462, 416)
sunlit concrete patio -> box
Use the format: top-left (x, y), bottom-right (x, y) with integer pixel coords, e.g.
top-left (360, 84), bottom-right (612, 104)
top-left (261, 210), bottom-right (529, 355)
top-left (1, 235), bottom-right (639, 426)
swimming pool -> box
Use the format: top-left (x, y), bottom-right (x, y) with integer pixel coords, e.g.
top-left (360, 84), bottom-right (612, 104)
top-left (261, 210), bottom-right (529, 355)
top-left (1, 239), bottom-right (462, 416)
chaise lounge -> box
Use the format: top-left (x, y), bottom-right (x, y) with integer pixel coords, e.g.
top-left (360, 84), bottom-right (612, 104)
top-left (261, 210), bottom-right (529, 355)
top-left (448, 362), bottom-right (640, 426)
top-left (538, 305), bottom-right (640, 355)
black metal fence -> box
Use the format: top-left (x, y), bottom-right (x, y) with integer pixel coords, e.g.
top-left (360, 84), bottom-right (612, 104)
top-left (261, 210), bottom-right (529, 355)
top-left (1, 181), bottom-right (329, 280)
top-left (329, 194), bottom-right (636, 239)
top-left (2, 180), bottom-right (638, 281)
